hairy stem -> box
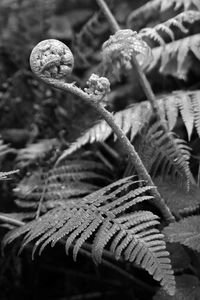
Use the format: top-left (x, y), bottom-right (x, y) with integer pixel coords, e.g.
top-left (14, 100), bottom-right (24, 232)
top-left (96, 0), bottom-right (175, 222)
top-left (40, 77), bottom-right (174, 222)
top-left (96, 0), bottom-right (120, 32)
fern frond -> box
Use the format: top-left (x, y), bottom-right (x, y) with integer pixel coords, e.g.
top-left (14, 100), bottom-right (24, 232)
top-left (146, 34), bottom-right (200, 79)
top-left (135, 119), bottom-right (193, 186)
top-left (57, 90), bottom-right (200, 162)
top-left (127, 0), bottom-right (200, 30)
top-left (3, 177), bottom-right (175, 295)
top-left (160, 0), bottom-right (200, 11)
top-left (14, 157), bottom-right (112, 210)
top-left (57, 102), bottom-right (152, 163)
top-left (73, 12), bottom-right (109, 69)
top-left (163, 215), bottom-right (200, 252)
top-left (139, 11), bottom-right (200, 46)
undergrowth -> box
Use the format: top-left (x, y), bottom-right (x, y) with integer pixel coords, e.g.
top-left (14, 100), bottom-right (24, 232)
top-left (1, 0), bottom-right (200, 299)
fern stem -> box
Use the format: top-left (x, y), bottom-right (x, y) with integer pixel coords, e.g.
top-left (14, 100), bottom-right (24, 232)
top-left (0, 214), bottom-right (24, 227)
top-left (93, 103), bottom-right (174, 222)
top-left (37, 77), bottom-right (174, 222)
top-left (96, 0), bottom-right (159, 115)
top-left (96, 0), bottom-right (120, 32)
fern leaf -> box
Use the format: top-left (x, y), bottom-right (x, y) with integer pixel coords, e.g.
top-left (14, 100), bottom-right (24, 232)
top-left (163, 215), bottom-right (200, 252)
top-left (73, 12), bottom-right (109, 69)
top-left (3, 177), bottom-right (175, 295)
top-left (146, 34), bottom-right (200, 79)
top-left (163, 90), bottom-right (200, 139)
top-left (14, 158), bottom-right (112, 211)
top-left (127, 0), bottom-right (200, 31)
top-left (140, 11), bottom-right (200, 46)
top-left (57, 102), bottom-right (152, 162)
top-left (135, 119), bottom-right (193, 186)
top-left (57, 90), bottom-right (200, 163)
top-left (57, 90), bottom-right (200, 165)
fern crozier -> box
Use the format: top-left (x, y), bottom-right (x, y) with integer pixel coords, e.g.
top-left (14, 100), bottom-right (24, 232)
top-left (30, 39), bottom-right (74, 80)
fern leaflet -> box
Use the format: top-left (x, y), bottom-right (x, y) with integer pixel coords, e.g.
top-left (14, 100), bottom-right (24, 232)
top-left (146, 34), bottom-right (200, 79)
top-left (57, 102), bottom-right (152, 163)
top-left (139, 11), bottom-right (200, 46)
top-left (14, 157), bottom-right (112, 211)
top-left (3, 177), bottom-right (175, 295)
top-left (128, 119), bottom-right (193, 187)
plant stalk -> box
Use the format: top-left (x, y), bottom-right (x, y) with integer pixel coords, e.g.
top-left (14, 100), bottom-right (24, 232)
top-left (97, 0), bottom-right (160, 115)
top-left (41, 77), bottom-right (174, 222)
top-left (96, 0), bottom-right (120, 32)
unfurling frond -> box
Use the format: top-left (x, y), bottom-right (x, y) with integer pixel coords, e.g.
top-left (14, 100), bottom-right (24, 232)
top-left (132, 119), bottom-right (193, 187)
top-left (3, 177), bottom-right (175, 295)
top-left (14, 157), bottom-right (112, 211)
top-left (140, 11), bottom-right (200, 46)
top-left (161, 90), bottom-right (200, 139)
top-left (146, 34), bottom-right (200, 79)
top-left (102, 29), bottom-right (152, 78)
top-left (159, 0), bottom-right (200, 11)
top-left (163, 215), bottom-right (200, 252)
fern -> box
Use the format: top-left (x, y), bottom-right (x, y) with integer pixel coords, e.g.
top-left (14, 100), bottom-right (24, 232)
top-left (3, 176), bottom-right (175, 295)
top-left (146, 34), bottom-right (200, 79)
top-left (162, 90), bottom-right (200, 139)
top-left (163, 215), bottom-right (200, 252)
top-left (57, 102), bottom-right (152, 162)
top-left (14, 157), bottom-right (112, 211)
top-left (127, 118), bottom-right (193, 187)
top-left (159, 0), bottom-right (200, 11)
top-left (127, 0), bottom-right (200, 30)
top-left (57, 90), bottom-right (200, 163)
top-left (139, 11), bottom-right (200, 46)
top-left (73, 12), bottom-right (109, 70)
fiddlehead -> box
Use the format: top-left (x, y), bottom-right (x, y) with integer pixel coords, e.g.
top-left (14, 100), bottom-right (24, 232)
top-left (30, 39), bottom-right (74, 81)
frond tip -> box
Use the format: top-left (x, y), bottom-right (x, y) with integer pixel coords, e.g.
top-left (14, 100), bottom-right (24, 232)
top-left (102, 29), bottom-right (152, 78)
top-left (3, 176), bottom-right (175, 295)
